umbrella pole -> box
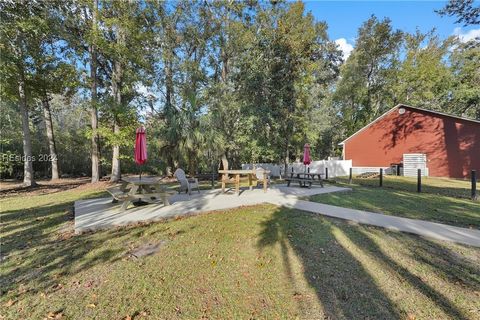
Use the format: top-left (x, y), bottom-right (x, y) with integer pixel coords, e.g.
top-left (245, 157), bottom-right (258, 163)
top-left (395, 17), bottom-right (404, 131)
top-left (135, 164), bottom-right (148, 206)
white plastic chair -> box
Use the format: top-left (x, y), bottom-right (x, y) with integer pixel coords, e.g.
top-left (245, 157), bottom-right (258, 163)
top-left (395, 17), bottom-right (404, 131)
top-left (173, 168), bottom-right (200, 195)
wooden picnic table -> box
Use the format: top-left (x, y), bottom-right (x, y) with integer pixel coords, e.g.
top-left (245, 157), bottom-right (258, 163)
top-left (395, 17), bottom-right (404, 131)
top-left (286, 172), bottom-right (324, 188)
top-left (107, 177), bottom-right (174, 211)
top-left (218, 169), bottom-right (270, 194)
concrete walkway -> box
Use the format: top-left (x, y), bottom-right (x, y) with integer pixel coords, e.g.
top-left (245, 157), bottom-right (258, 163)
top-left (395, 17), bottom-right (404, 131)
top-left (74, 184), bottom-right (480, 247)
top-left (276, 198), bottom-right (480, 247)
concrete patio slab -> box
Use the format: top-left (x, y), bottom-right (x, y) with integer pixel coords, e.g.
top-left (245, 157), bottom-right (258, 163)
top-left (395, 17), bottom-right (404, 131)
top-left (74, 184), bottom-right (349, 233)
top-left (75, 183), bottom-right (480, 247)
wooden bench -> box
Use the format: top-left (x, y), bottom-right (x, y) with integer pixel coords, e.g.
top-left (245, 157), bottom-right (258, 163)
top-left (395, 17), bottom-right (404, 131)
top-left (308, 173), bottom-right (324, 187)
top-left (107, 182), bottom-right (130, 203)
top-left (285, 177), bottom-right (313, 188)
top-left (107, 186), bottom-right (130, 202)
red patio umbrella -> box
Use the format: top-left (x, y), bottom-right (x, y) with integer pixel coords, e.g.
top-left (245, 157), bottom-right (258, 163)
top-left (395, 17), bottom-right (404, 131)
top-left (134, 125), bottom-right (147, 179)
top-left (303, 143), bottom-right (311, 172)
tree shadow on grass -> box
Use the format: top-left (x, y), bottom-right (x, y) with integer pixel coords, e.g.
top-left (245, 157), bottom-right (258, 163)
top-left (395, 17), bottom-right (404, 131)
top-left (257, 207), bottom-right (401, 319)
top-left (0, 191), bottom-right (143, 299)
top-left (386, 231), bottom-right (480, 292)
top-left (257, 207), bottom-right (474, 319)
top-left (341, 226), bottom-right (472, 320)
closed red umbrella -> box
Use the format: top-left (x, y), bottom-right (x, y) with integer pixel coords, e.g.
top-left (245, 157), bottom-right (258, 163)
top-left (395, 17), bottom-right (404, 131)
top-left (135, 125), bottom-right (147, 179)
top-left (303, 143), bottom-right (311, 166)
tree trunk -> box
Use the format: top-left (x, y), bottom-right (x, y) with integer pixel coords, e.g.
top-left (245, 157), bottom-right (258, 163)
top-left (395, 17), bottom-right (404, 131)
top-left (188, 149), bottom-right (197, 176)
top-left (166, 151), bottom-right (174, 176)
top-left (284, 147), bottom-right (289, 179)
top-left (165, 59), bottom-right (173, 112)
top-left (109, 20), bottom-right (126, 183)
top-left (18, 73), bottom-right (36, 187)
top-left (164, 54), bottom-right (177, 177)
top-left (110, 57), bottom-right (123, 182)
top-left (111, 120), bottom-right (121, 182)
top-left (90, 96), bottom-right (100, 182)
top-left (90, 0), bottom-right (100, 183)
top-left (221, 46), bottom-right (228, 82)
top-left (42, 96), bottom-right (59, 180)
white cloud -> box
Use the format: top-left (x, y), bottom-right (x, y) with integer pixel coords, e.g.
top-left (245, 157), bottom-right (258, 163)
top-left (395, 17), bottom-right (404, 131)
top-left (135, 83), bottom-right (158, 100)
top-left (136, 83), bottom-right (150, 95)
top-left (453, 27), bottom-right (480, 43)
top-left (335, 38), bottom-right (354, 60)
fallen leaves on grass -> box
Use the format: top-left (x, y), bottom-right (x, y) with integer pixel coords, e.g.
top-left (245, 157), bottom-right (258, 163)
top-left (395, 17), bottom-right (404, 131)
top-left (83, 280), bottom-right (95, 289)
top-left (86, 303), bottom-right (96, 308)
top-left (50, 283), bottom-right (63, 292)
top-left (292, 292), bottom-right (302, 299)
top-left (4, 299), bottom-right (15, 307)
top-left (175, 306), bottom-right (182, 315)
top-left (122, 310), bottom-right (149, 320)
top-left (18, 284), bottom-right (30, 294)
top-left (168, 230), bottom-right (184, 239)
top-left (56, 229), bottom-right (75, 241)
top-left (45, 311), bottom-right (63, 319)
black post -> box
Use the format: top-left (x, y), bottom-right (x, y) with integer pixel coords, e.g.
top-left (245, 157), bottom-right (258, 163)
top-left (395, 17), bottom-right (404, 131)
top-left (308, 166), bottom-right (310, 173)
top-left (211, 161), bottom-right (215, 189)
top-left (472, 170), bottom-right (478, 201)
top-left (349, 168), bottom-right (352, 184)
top-left (417, 169), bottom-right (422, 193)
top-left (325, 167), bottom-right (328, 180)
top-left (379, 168), bottom-right (383, 187)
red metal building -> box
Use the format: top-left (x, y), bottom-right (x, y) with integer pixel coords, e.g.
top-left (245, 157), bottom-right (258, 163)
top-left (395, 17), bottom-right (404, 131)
top-left (340, 104), bottom-right (480, 179)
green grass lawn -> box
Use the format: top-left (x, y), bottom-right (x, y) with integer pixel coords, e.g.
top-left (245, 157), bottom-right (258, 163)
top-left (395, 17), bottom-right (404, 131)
top-left (335, 175), bottom-right (475, 199)
top-left (1, 182), bottom-right (479, 319)
top-left (310, 180), bottom-right (480, 229)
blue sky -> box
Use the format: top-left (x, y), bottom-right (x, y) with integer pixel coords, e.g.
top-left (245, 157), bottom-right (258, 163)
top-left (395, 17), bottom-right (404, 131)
top-left (303, 1), bottom-right (480, 58)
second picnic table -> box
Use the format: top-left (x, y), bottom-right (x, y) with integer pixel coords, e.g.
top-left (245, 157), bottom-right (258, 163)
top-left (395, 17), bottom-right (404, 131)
top-left (285, 172), bottom-right (324, 188)
top-left (218, 169), bottom-right (269, 194)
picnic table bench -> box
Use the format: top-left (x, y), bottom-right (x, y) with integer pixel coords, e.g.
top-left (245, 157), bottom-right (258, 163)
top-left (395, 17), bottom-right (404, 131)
top-left (107, 177), bottom-right (175, 211)
top-left (285, 172), bottom-right (324, 188)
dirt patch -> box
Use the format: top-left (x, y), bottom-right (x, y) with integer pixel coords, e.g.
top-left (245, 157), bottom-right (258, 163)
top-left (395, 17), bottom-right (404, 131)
top-left (0, 178), bottom-right (109, 198)
top-left (56, 221), bottom-right (76, 241)
top-left (127, 241), bottom-right (168, 259)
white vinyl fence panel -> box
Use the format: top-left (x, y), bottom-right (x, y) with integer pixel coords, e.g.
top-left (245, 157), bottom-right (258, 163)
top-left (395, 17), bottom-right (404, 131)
top-left (242, 160), bottom-right (352, 178)
top-left (241, 163), bottom-right (283, 177)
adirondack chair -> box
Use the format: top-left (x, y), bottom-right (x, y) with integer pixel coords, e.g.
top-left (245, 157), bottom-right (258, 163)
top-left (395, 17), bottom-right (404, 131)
top-left (174, 168), bottom-right (200, 195)
top-left (254, 167), bottom-right (270, 189)
top-left (218, 156), bottom-right (240, 190)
